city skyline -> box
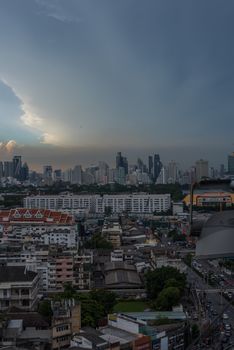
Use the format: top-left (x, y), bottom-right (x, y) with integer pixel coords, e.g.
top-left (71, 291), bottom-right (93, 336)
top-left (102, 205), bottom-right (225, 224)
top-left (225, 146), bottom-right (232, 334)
top-left (0, 151), bottom-right (231, 188)
top-left (0, 150), bottom-right (227, 173)
top-left (1, 0), bottom-right (234, 167)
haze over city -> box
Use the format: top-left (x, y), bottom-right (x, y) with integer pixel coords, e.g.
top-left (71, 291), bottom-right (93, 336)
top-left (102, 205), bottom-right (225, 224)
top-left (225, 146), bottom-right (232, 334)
top-left (1, 0), bottom-right (234, 169)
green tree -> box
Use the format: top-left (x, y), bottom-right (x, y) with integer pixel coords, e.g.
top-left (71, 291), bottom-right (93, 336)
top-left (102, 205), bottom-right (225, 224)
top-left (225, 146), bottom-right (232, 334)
top-left (62, 282), bottom-right (77, 298)
top-left (84, 233), bottom-right (113, 249)
top-left (155, 287), bottom-right (180, 310)
top-left (89, 289), bottom-right (117, 314)
top-left (145, 266), bottom-right (186, 299)
top-left (164, 278), bottom-right (184, 291)
top-left (184, 253), bottom-right (193, 267)
top-left (77, 294), bottom-right (105, 327)
top-left (38, 300), bottom-right (52, 319)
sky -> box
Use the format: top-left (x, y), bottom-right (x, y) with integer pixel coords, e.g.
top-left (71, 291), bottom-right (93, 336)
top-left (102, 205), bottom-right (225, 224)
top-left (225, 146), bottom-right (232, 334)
top-left (0, 0), bottom-right (234, 170)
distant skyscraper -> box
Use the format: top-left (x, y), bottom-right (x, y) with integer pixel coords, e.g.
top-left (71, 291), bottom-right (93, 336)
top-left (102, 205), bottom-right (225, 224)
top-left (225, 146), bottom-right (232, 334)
top-left (122, 157), bottom-right (128, 175)
top-left (116, 152), bottom-right (123, 169)
top-left (167, 161), bottom-right (178, 184)
top-left (43, 165), bottom-right (53, 184)
top-left (13, 155), bottom-right (22, 179)
top-left (228, 153), bottom-right (234, 175)
top-left (0, 162), bottom-right (3, 178)
top-left (62, 168), bottom-right (73, 183)
top-left (137, 158), bottom-right (144, 172)
top-left (195, 159), bottom-right (209, 182)
top-left (181, 171), bottom-right (190, 185)
top-left (54, 169), bottom-right (62, 182)
top-left (20, 162), bottom-right (29, 181)
top-left (4, 161), bottom-right (13, 177)
top-left (220, 164), bottom-right (225, 178)
top-left (156, 166), bottom-right (167, 184)
top-left (189, 166), bottom-right (196, 184)
top-left (153, 154), bottom-right (162, 182)
top-left (209, 167), bottom-right (216, 179)
top-left (148, 156), bottom-right (153, 177)
top-left (116, 152), bottom-right (128, 175)
top-left (98, 161), bottom-right (109, 184)
top-left (115, 167), bottom-right (126, 185)
top-left (72, 165), bottom-right (83, 185)
top-left (82, 170), bottom-right (95, 185)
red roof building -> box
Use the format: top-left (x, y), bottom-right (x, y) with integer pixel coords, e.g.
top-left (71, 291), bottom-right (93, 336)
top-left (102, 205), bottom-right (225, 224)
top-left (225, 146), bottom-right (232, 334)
top-left (0, 209), bottom-right (74, 225)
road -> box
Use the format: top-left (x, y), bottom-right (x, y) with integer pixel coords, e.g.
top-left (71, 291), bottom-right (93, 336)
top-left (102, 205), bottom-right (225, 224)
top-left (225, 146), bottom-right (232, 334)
top-left (187, 265), bottom-right (234, 349)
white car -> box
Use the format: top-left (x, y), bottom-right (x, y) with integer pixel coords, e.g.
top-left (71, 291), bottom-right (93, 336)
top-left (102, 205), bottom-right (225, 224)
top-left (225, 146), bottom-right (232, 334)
top-left (225, 324), bottom-right (231, 330)
top-left (223, 313), bottom-right (229, 320)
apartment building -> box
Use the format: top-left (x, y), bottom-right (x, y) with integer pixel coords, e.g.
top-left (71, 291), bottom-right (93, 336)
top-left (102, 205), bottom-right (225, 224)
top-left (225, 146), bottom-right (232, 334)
top-left (0, 208), bottom-right (78, 248)
top-left (102, 221), bottom-right (122, 248)
top-left (73, 253), bottom-right (93, 290)
top-left (0, 247), bottom-right (93, 293)
top-left (0, 266), bottom-right (39, 311)
top-left (55, 255), bottom-right (74, 291)
top-left (24, 193), bottom-right (171, 214)
top-left (51, 299), bottom-right (81, 350)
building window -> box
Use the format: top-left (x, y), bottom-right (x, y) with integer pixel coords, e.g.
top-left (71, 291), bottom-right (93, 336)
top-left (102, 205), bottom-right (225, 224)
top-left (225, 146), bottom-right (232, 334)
top-left (22, 299), bottom-right (30, 306)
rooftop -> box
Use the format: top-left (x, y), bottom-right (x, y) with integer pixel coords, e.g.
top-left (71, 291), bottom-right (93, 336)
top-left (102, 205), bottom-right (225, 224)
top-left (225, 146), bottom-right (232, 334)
top-left (0, 208), bottom-right (73, 225)
top-left (121, 311), bottom-right (186, 321)
top-left (0, 266), bottom-right (37, 283)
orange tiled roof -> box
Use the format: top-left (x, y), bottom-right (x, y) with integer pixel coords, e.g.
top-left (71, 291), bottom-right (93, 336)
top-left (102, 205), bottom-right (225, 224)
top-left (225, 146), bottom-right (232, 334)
top-left (0, 209), bottom-right (74, 225)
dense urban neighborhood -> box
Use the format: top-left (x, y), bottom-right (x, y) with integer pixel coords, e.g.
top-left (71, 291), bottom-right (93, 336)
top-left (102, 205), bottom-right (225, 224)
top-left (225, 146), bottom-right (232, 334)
top-left (0, 152), bottom-right (234, 349)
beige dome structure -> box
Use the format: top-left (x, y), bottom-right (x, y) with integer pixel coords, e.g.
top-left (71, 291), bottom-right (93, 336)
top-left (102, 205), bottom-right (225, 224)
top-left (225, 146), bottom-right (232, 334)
top-left (196, 210), bottom-right (234, 259)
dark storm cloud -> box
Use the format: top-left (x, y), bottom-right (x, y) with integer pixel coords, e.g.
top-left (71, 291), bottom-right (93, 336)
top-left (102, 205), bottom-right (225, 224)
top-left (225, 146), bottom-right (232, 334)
top-left (0, 0), bottom-right (233, 167)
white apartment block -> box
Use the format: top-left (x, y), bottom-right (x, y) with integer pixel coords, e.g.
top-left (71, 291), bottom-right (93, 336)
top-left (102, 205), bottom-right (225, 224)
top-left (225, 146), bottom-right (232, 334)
top-left (24, 193), bottom-right (171, 214)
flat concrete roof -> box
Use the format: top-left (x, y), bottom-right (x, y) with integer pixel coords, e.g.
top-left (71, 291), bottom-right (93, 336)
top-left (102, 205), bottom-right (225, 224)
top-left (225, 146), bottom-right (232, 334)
top-left (121, 311), bottom-right (186, 321)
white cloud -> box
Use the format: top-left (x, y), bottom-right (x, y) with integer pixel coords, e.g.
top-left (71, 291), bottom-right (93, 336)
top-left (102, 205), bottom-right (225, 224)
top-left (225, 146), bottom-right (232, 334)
top-left (1, 79), bottom-right (60, 146)
top-left (35, 0), bottom-right (82, 24)
top-left (20, 112), bottom-right (43, 128)
top-left (0, 140), bottom-right (17, 153)
top-left (40, 133), bottom-right (59, 145)
top-left (5, 140), bottom-right (17, 152)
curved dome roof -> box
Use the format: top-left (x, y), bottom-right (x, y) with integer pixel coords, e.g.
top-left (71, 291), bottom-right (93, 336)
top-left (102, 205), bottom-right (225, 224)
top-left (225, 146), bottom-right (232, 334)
top-left (196, 210), bottom-right (234, 259)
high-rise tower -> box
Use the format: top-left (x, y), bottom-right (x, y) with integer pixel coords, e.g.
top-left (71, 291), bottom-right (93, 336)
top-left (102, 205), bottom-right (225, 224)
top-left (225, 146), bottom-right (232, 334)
top-left (195, 159), bottom-right (209, 182)
top-left (153, 154), bottom-right (162, 182)
top-left (13, 155), bottom-right (22, 179)
top-left (228, 153), bottom-right (234, 175)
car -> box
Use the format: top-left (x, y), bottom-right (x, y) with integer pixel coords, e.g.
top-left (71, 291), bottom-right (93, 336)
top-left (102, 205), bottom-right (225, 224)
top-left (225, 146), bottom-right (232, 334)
top-left (212, 309), bottom-right (218, 316)
top-left (221, 336), bottom-right (228, 343)
top-left (223, 313), bottom-right (229, 320)
top-left (224, 324), bottom-right (231, 330)
top-left (225, 330), bottom-right (231, 337)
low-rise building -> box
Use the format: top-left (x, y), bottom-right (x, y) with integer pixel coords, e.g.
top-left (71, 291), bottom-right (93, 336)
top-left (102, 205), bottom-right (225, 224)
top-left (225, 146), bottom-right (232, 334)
top-left (152, 255), bottom-right (187, 274)
top-left (107, 312), bottom-right (186, 350)
top-left (104, 262), bottom-right (142, 289)
top-left (0, 266), bottom-right (39, 311)
top-left (102, 221), bottom-right (122, 248)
